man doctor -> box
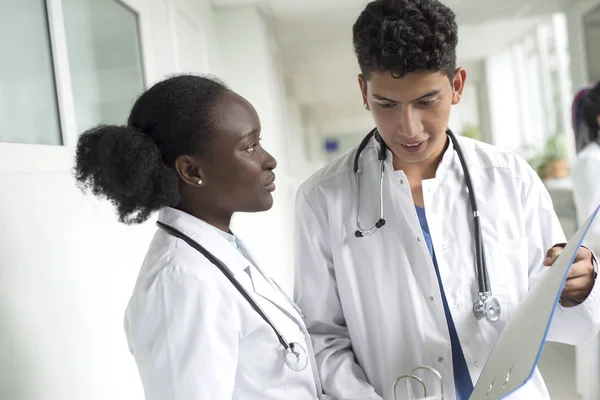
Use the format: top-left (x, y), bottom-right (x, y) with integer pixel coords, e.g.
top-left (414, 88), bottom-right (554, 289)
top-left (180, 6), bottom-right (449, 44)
top-left (294, 0), bottom-right (600, 399)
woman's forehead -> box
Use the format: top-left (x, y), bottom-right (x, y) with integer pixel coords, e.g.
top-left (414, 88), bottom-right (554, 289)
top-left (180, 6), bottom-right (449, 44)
top-left (213, 91), bottom-right (261, 141)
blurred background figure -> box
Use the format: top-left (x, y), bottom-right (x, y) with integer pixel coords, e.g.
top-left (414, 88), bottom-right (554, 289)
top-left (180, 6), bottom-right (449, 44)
top-left (571, 81), bottom-right (600, 400)
top-left (573, 81), bottom-right (600, 253)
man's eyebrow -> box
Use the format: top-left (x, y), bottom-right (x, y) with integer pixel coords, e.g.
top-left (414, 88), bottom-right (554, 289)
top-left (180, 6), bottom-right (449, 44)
top-left (372, 89), bottom-right (441, 103)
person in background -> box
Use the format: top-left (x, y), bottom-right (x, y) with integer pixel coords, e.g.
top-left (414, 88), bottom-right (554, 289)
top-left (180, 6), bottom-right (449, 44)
top-left (73, 74), bottom-right (325, 400)
top-left (572, 85), bottom-right (593, 154)
top-left (573, 81), bottom-right (600, 251)
top-left (571, 81), bottom-right (600, 400)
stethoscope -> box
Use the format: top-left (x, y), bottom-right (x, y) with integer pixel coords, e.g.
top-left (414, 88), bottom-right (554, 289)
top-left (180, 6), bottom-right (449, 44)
top-left (353, 128), bottom-right (501, 323)
top-left (156, 221), bottom-right (309, 372)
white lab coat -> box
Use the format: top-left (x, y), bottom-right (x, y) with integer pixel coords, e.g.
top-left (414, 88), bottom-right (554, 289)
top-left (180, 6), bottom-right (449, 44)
top-left (571, 141), bottom-right (600, 400)
top-left (124, 207), bottom-right (323, 400)
top-left (294, 135), bottom-right (600, 400)
top-left (573, 141), bottom-right (600, 254)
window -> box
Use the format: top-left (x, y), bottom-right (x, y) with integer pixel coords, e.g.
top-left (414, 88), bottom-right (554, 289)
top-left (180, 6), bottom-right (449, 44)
top-left (486, 14), bottom-right (573, 158)
top-left (583, 5), bottom-right (600, 82)
top-left (62, 0), bottom-right (145, 133)
top-left (0, 0), bottom-right (62, 145)
top-left (0, 0), bottom-right (145, 146)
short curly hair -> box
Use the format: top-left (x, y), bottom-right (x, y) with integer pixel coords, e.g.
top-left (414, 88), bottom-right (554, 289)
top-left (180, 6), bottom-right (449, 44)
top-left (73, 74), bottom-right (229, 224)
top-left (353, 0), bottom-right (458, 80)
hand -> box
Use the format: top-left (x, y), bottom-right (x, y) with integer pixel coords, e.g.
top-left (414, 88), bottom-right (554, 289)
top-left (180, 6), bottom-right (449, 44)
top-left (544, 244), bottom-right (596, 307)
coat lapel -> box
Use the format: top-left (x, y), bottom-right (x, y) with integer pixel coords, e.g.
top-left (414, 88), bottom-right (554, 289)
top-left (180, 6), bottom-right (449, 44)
top-left (237, 238), bottom-right (305, 326)
top-left (157, 207), bottom-right (304, 326)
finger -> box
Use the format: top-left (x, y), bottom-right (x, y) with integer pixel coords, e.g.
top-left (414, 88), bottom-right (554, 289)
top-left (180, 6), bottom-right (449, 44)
top-left (567, 262), bottom-right (593, 279)
top-left (562, 276), bottom-right (594, 295)
top-left (562, 286), bottom-right (592, 300)
top-left (558, 298), bottom-right (583, 308)
top-left (560, 298), bottom-right (582, 308)
top-left (574, 246), bottom-right (593, 262)
top-left (544, 245), bottom-right (564, 266)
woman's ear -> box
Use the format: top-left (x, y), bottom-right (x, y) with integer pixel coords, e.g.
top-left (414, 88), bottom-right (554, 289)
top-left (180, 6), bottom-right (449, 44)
top-left (174, 155), bottom-right (204, 187)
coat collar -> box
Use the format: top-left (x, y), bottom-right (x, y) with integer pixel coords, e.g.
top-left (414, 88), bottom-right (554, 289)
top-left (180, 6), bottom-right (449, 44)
top-left (157, 207), bottom-right (302, 322)
top-left (157, 207), bottom-right (251, 276)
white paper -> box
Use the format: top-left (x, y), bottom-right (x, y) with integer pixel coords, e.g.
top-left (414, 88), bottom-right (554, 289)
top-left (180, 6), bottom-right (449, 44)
top-left (470, 205), bottom-right (600, 400)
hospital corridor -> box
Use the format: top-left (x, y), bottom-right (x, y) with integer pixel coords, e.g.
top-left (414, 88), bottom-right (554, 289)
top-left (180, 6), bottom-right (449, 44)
top-left (2, 0), bottom-right (600, 399)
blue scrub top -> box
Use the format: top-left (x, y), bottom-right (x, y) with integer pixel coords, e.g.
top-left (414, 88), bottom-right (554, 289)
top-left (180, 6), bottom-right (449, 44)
top-left (415, 205), bottom-right (474, 399)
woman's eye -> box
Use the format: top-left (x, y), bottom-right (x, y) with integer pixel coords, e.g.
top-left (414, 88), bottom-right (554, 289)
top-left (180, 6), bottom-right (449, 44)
top-left (245, 137), bottom-right (262, 154)
top-left (420, 99), bottom-right (436, 106)
top-left (378, 103), bottom-right (396, 109)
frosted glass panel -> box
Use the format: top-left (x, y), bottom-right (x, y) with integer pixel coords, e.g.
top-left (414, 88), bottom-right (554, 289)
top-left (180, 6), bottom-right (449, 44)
top-left (62, 0), bottom-right (145, 133)
top-left (0, 0), bottom-right (62, 145)
top-left (584, 5), bottom-right (600, 82)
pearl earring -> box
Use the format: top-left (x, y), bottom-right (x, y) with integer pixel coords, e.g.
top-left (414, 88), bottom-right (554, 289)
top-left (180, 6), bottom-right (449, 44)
top-left (197, 179), bottom-right (203, 185)
top-left (364, 103), bottom-right (368, 109)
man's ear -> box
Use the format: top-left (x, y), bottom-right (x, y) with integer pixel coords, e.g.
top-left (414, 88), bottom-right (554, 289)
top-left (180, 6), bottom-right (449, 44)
top-left (358, 74), bottom-right (369, 110)
top-left (451, 68), bottom-right (467, 105)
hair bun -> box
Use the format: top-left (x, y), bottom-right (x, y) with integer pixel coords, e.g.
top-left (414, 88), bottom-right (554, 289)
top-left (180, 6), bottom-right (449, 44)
top-left (74, 124), bottom-right (180, 224)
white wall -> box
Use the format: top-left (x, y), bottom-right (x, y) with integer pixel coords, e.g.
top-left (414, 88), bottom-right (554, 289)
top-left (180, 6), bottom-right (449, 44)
top-left (0, 148), bottom-right (152, 400)
top-left (566, 0), bottom-right (600, 91)
top-left (215, 6), bottom-right (305, 293)
top-left (0, 0), bottom-right (309, 399)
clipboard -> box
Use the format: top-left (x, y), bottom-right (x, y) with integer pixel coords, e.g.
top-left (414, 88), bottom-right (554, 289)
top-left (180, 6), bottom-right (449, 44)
top-left (470, 205), bottom-right (600, 400)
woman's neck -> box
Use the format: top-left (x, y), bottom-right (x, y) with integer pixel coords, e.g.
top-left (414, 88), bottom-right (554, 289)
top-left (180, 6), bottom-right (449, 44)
top-left (175, 201), bottom-right (232, 233)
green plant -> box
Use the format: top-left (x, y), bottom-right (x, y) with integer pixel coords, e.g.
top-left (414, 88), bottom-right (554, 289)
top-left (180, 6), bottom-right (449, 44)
top-left (543, 132), bottom-right (568, 162)
top-left (526, 132), bottom-right (568, 177)
top-left (460, 124), bottom-right (479, 140)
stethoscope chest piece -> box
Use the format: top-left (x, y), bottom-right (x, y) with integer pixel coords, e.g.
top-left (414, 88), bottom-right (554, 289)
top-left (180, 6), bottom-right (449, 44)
top-left (473, 293), bottom-right (501, 323)
top-left (284, 342), bottom-right (309, 372)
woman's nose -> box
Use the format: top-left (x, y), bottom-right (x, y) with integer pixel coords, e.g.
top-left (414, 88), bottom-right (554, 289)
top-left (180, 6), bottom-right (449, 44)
top-left (263, 149), bottom-right (277, 170)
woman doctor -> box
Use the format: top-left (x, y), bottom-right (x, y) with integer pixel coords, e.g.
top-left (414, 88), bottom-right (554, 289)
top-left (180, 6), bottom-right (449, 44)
top-left (293, 1), bottom-right (600, 399)
top-left (74, 75), bottom-right (324, 399)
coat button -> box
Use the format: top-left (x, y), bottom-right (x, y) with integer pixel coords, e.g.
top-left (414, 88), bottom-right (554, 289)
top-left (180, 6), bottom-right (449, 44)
top-left (437, 357), bottom-right (444, 363)
top-left (417, 237), bottom-right (422, 242)
top-left (441, 244), bottom-right (448, 250)
top-left (429, 296), bottom-right (435, 302)
top-left (475, 361), bottom-right (480, 367)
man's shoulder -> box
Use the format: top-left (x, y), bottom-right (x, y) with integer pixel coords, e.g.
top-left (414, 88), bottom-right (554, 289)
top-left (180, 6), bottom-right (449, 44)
top-left (299, 147), bottom-right (357, 197)
top-left (457, 137), bottom-right (534, 179)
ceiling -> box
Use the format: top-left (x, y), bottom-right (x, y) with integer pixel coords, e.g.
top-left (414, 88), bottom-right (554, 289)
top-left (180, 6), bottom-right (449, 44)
top-left (212, 0), bottom-right (581, 134)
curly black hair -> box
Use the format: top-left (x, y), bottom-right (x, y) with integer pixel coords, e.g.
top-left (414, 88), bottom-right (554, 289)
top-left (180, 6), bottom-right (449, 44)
top-left (74, 74), bottom-right (229, 224)
top-left (353, 0), bottom-right (458, 80)
top-left (583, 81), bottom-right (600, 142)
